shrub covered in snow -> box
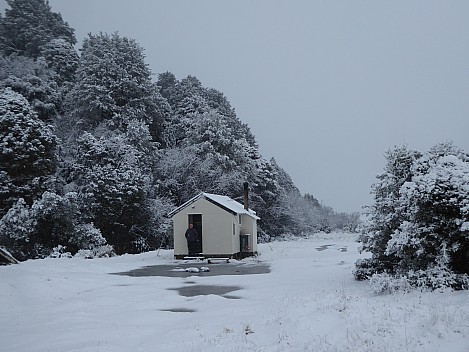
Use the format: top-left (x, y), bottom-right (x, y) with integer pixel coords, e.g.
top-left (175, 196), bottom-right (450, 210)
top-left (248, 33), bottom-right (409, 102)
top-left (0, 191), bottom-right (114, 260)
top-left (75, 245), bottom-right (115, 259)
top-left (369, 272), bottom-right (412, 294)
top-left (69, 223), bottom-right (107, 250)
top-left (369, 266), bottom-right (469, 294)
top-left (49, 245), bottom-right (72, 258)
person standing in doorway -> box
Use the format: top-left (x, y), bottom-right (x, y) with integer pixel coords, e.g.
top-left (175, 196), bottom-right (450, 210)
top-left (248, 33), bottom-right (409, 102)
top-left (185, 223), bottom-right (199, 256)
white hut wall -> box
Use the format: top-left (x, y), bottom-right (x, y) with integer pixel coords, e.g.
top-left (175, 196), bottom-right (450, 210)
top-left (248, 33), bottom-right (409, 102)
top-left (239, 214), bottom-right (258, 252)
top-left (172, 198), bottom-right (239, 257)
top-left (197, 199), bottom-right (237, 255)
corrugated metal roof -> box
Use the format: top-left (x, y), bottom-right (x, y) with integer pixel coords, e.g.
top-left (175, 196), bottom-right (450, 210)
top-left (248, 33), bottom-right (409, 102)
top-left (168, 192), bottom-right (260, 220)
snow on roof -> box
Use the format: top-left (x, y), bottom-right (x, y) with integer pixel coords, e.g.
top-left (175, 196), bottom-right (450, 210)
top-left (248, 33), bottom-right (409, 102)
top-left (168, 192), bottom-right (260, 220)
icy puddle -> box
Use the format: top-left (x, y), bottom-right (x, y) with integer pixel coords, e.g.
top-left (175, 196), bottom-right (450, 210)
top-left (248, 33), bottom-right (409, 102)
top-left (316, 244), bottom-right (335, 251)
top-left (316, 244), bottom-right (348, 252)
top-left (160, 308), bottom-right (196, 313)
top-left (168, 284), bottom-right (242, 298)
top-left (115, 262), bottom-right (270, 278)
top-left (160, 285), bottom-right (241, 312)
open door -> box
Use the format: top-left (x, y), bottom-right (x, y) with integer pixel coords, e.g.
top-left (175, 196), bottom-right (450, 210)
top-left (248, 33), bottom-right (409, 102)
top-left (188, 214), bottom-right (202, 254)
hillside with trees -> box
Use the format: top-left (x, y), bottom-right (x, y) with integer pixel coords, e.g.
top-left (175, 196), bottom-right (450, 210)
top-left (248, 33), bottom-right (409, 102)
top-left (0, 0), bottom-right (358, 261)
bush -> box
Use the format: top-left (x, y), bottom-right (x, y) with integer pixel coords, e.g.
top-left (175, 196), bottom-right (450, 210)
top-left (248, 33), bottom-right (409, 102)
top-left (406, 266), bottom-right (469, 291)
top-left (368, 267), bottom-right (469, 294)
top-left (75, 245), bottom-right (115, 259)
top-left (69, 223), bottom-right (107, 251)
top-left (354, 258), bottom-right (380, 281)
top-left (369, 273), bottom-right (412, 294)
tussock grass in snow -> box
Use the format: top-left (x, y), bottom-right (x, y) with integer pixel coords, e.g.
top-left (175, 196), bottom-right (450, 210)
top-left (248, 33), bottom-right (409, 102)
top-left (1, 232), bottom-right (468, 352)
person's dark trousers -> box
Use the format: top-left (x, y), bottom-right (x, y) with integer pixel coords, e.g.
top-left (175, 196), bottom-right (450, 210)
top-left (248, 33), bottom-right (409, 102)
top-left (188, 241), bottom-right (198, 255)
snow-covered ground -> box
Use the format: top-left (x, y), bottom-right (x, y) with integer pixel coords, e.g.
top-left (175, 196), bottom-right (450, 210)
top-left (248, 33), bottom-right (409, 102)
top-left (1, 232), bottom-right (468, 352)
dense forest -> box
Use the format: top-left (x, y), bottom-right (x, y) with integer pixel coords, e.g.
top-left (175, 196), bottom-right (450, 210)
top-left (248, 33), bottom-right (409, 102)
top-left (0, 0), bottom-right (358, 260)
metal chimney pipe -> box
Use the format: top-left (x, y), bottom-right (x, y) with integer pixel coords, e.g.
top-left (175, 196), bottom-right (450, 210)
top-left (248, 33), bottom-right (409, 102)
top-left (243, 182), bottom-right (249, 210)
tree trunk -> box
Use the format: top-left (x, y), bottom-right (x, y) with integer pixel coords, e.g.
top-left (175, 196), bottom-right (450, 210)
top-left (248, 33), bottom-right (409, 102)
top-left (0, 247), bottom-right (19, 264)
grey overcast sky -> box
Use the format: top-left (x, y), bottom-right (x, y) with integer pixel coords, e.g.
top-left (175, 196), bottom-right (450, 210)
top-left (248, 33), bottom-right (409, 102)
top-left (2, 1), bottom-right (469, 213)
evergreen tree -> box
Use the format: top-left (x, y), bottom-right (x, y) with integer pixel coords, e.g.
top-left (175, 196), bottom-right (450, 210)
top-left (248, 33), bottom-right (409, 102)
top-left (386, 143), bottom-right (469, 275)
top-left (0, 198), bottom-right (34, 260)
top-left (184, 111), bottom-right (255, 172)
top-left (265, 158), bottom-right (302, 235)
top-left (356, 143), bottom-right (469, 289)
top-left (156, 71), bottom-right (177, 101)
top-left (0, 0), bottom-right (76, 58)
top-left (71, 131), bottom-right (152, 254)
top-left (0, 55), bottom-right (60, 120)
top-left (0, 88), bottom-right (57, 217)
top-left (40, 38), bottom-right (79, 86)
top-left (355, 145), bottom-right (421, 279)
top-left (168, 75), bottom-right (208, 115)
top-left (159, 75), bottom-right (209, 148)
top-left (66, 32), bottom-right (164, 137)
top-left (248, 157), bottom-right (282, 237)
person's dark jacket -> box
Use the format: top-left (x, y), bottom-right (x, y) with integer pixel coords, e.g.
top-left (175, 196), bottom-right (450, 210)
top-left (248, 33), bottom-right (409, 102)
top-left (185, 227), bottom-right (198, 242)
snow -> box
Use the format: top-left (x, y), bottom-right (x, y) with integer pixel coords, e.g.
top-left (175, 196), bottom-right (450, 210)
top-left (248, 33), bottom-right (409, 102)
top-left (1, 232), bottom-right (468, 352)
top-left (202, 192), bottom-right (260, 219)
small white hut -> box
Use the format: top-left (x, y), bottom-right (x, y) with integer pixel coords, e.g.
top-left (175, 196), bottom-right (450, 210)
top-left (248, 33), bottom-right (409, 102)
top-left (169, 189), bottom-right (259, 259)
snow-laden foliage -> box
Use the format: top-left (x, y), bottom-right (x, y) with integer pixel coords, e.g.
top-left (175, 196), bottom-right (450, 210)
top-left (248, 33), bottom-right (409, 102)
top-left (357, 142), bottom-right (469, 290)
top-left (155, 145), bottom-right (242, 205)
top-left (0, 56), bottom-right (61, 120)
top-left (369, 272), bottom-right (413, 294)
top-left (69, 132), bottom-right (154, 254)
top-left (0, 191), bottom-right (112, 260)
top-left (40, 38), bottom-right (79, 86)
top-left (357, 145), bottom-right (421, 274)
top-left (71, 223), bottom-right (115, 259)
top-left (66, 33), bottom-right (165, 135)
top-left (0, 88), bottom-right (57, 216)
top-left (0, 198), bottom-right (34, 259)
top-left (0, 0), bottom-right (76, 58)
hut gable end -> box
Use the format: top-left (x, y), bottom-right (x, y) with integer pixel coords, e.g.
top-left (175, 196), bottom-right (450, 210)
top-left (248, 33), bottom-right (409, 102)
top-left (170, 192), bottom-right (259, 259)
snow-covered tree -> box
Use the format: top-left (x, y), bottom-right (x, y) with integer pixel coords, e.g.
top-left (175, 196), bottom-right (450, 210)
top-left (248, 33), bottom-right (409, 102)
top-left (0, 0), bottom-right (76, 58)
top-left (158, 75), bottom-right (209, 147)
top-left (0, 88), bottom-right (57, 217)
top-left (355, 145), bottom-right (421, 278)
top-left (156, 71), bottom-right (177, 101)
top-left (386, 143), bottom-right (469, 275)
top-left (260, 158), bottom-right (302, 235)
top-left (0, 198), bottom-right (34, 259)
top-left (40, 38), bottom-right (79, 86)
top-left (70, 131), bottom-right (153, 254)
top-left (166, 75), bottom-right (208, 115)
top-left (155, 144), bottom-right (243, 206)
top-left (0, 55), bottom-right (39, 80)
top-left (30, 191), bottom-right (110, 256)
top-left (184, 111), bottom-right (255, 171)
top-left (356, 142), bottom-right (469, 289)
top-left (66, 32), bottom-right (164, 136)
top-left (0, 55), bottom-right (61, 120)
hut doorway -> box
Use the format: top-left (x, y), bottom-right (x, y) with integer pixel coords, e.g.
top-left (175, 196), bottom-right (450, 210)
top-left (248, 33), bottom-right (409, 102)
top-left (188, 214), bottom-right (203, 254)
